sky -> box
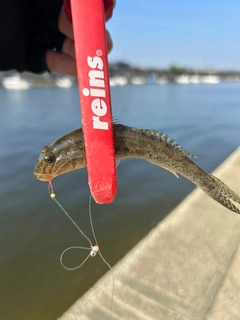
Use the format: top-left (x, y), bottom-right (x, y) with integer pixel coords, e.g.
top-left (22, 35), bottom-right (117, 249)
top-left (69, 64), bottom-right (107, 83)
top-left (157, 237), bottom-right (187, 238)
top-left (107, 0), bottom-right (240, 70)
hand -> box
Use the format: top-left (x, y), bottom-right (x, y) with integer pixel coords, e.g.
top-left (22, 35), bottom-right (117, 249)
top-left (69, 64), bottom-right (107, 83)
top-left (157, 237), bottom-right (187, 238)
top-left (46, 1), bottom-right (116, 76)
top-left (0, 0), bottom-right (115, 75)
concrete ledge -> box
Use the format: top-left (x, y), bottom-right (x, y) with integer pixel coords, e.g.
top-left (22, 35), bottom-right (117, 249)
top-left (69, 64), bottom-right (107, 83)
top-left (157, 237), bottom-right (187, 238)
top-left (58, 147), bottom-right (240, 320)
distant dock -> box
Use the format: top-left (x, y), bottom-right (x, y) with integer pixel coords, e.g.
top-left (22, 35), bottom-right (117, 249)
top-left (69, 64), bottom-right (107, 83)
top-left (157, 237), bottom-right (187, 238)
top-left (1, 66), bottom-right (240, 89)
top-left (58, 147), bottom-right (240, 320)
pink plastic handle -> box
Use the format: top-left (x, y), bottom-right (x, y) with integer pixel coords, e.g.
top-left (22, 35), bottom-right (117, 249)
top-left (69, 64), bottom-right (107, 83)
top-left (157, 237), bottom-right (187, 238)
top-left (70, 0), bottom-right (117, 204)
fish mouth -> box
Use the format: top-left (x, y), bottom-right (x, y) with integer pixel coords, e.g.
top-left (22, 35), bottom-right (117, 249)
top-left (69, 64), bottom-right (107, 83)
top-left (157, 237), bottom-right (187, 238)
top-left (33, 172), bottom-right (52, 182)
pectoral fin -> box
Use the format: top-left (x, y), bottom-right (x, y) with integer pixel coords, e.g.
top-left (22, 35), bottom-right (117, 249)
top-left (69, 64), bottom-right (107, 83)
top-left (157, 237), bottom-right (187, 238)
top-left (148, 160), bottom-right (179, 178)
top-left (160, 165), bottom-right (179, 178)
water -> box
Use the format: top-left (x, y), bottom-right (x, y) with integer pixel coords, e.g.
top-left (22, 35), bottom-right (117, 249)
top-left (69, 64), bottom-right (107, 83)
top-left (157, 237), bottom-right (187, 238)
top-left (0, 83), bottom-right (239, 320)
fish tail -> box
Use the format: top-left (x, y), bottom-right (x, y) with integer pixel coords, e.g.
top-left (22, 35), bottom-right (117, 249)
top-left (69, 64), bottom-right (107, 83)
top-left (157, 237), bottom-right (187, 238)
top-left (201, 174), bottom-right (240, 214)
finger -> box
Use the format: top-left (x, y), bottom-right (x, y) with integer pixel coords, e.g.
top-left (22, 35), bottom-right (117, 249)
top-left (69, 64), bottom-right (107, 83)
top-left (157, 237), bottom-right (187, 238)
top-left (58, 7), bottom-right (74, 40)
top-left (62, 37), bottom-right (76, 60)
top-left (45, 49), bottom-right (77, 76)
top-left (106, 29), bottom-right (113, 53)
top-left (105, 0), bottom-right (116, 22)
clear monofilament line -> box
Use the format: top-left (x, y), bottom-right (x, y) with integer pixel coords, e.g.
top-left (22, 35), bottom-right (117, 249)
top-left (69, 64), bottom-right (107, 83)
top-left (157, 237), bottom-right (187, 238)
top-left (54, 197), bottom-right (93, 247)
top-left (88, 196), bottom-right (113, 269)
top-left (60, 246), bottom-right (92, 271)
top-left (47, 180), bottom-right (114, 318)
top-left (88, 195), bottom-right (115, 318)
top-left (48, 180), bottom-right (93, 247)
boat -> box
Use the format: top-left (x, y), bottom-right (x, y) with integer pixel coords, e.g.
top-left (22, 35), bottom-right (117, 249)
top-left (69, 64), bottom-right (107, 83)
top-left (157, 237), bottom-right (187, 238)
top-left (189, 75), bottom-right (201, 84)
top-left (130, 76), bottom-right (147, 85)
top-left (109, 76), bottom-right (128, 86)
top-left (147, 73), bottom-right (156, 84)
top-left (175, 74), bottom-right (221, 84)
top-left (55, 77), bottom-right (74, 88)
top-left (200, 75), bottom-right (221, 84)
top-left (1, 74), bottom-right (32, 90)
top-left (175, 75), bottom-right (191, 84)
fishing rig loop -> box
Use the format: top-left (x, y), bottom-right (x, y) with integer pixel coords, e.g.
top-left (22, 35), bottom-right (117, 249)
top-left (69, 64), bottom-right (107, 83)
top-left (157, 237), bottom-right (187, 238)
top-left (48, 179), bottom-right (111, 271)
top-left (48, 179), bottom-right (101, 270)
top-left (59, 245), bottom-right (99, 271)
top-left (47, 179), bottom-right (114, 318)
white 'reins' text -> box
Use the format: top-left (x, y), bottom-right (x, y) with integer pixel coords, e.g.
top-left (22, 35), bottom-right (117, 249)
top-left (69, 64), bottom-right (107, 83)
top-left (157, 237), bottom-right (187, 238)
top-left (82, 56), bottom-right (109, 130)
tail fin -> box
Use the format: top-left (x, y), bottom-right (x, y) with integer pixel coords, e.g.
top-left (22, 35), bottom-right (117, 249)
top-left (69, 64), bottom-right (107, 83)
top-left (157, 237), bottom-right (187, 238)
top-left (202, 174), bottom-right (240, 214)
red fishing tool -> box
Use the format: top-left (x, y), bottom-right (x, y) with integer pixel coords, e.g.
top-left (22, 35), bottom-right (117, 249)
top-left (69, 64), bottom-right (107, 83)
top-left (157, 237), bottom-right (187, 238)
top-left (64, 0), bottom-right (117, 204)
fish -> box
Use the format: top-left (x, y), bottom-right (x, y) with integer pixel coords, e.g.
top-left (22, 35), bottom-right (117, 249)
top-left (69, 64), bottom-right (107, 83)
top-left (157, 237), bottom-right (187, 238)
top-left (33, 123), bottom-right (240, 214)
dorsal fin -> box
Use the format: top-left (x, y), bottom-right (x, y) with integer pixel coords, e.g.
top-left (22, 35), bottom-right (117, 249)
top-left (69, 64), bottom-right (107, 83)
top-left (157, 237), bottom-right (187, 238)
top-left (145, 129), bottom-right (197, 158)
top-left (112, 116), bottom-right (120, 124)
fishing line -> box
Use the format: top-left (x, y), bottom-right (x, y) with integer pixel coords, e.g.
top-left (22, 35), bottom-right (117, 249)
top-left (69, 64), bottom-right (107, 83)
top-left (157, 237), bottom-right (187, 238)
top-left (47, 180), bottom-right (160, 319)
top-left (48, 180), bottom-right (92, 247)
top-left (48, 179), bottom-right (114, 318)
top-left (88, 195), bottom-right (115, 316)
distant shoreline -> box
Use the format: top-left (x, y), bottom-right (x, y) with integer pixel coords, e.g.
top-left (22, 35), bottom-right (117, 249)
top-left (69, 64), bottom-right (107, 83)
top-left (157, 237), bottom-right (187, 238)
top-left (1, 62), bottom-right (240, 88)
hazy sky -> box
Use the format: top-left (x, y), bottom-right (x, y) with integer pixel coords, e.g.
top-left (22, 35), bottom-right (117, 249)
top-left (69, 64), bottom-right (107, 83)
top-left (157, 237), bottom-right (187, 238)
top-left (107, 0), bottom-right (240, 69)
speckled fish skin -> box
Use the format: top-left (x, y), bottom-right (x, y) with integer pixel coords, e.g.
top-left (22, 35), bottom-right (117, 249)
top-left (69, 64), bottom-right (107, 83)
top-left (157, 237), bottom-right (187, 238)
top-left (33, 124), bottom-right (240, 214)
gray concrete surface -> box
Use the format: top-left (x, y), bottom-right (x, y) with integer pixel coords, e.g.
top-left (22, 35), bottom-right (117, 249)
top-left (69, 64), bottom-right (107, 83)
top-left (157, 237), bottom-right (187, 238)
top-left (58, 147), bottom-right (240, 320)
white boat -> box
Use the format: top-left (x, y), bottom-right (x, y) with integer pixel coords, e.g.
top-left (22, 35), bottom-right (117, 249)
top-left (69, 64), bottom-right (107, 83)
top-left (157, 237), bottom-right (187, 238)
top-left (175, 75), bottom-right (191, 84)
top-left (130, 76), bottom-right (147, 85)
top-left (55, 77), bottom-right (74, 88)
top-left (200, 75), bottom-right (221, 84)
top-left (175, 74), bottom-right (221, 84)
top-left (110, 76), bottom-right (128, 86)
top-left (2, 74), bottom-right (32, 90)
top-left (189, 75), bottom-right (201, 84)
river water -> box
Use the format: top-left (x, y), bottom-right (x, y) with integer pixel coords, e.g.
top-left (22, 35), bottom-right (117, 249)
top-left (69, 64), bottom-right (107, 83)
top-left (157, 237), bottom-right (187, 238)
top-left (0, 83), bottom-right (239, 320)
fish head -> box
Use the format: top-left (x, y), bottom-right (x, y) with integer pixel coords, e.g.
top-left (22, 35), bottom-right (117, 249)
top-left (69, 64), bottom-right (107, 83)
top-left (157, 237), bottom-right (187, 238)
top-left (33, 142), bottom-right (86, 181)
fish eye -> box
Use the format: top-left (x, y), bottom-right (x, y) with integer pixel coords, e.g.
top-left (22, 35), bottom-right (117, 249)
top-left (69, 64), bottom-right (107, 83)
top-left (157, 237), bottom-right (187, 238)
top-left (44, 153), bottom-right (55, 164)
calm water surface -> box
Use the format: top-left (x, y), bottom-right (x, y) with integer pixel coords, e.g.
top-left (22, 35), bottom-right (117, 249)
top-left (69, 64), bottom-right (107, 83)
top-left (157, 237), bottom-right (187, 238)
top-left (0, 83), bottom-right (239, 320)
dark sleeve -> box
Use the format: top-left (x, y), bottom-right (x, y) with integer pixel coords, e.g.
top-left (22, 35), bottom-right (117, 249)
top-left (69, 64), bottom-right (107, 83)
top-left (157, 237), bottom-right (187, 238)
top-left (0, 0), bottom-right (25, 72)
top-left (0, 0), bottom-right (64, 73)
